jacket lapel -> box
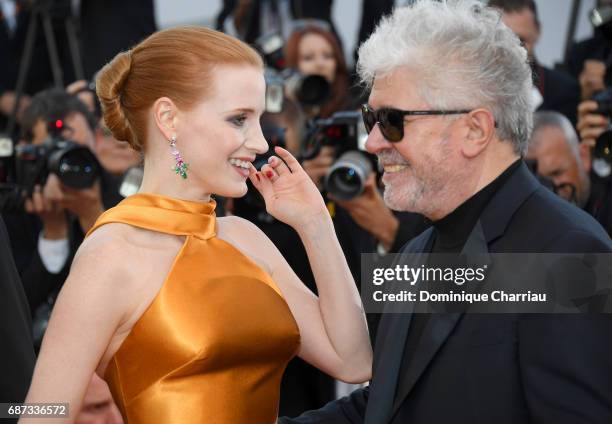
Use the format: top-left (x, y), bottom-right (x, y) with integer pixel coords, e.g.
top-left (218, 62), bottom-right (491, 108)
top-left (364, 230), bottom-right (434, 424)
top-left (389, 222), bottom-right (489, 418)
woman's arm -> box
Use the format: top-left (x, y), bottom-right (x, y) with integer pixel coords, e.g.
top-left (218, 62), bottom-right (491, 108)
top-left (247, 147), bottom-right (372, 383)
top-left (20, 233), bottom-right (129, 423)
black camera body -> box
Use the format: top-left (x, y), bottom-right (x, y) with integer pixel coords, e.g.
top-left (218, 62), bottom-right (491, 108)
top-left (257, 33), bottom-right (331, 113)
top-left (592, 89), bottom-right (612, 178)
top-left (302, 110), bottom-right (377, 200)
top-left (0, 125), bottom-right (101, 212)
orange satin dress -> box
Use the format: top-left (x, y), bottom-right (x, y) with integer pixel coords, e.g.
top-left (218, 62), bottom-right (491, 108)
top-left (86, 193), bottom-right (300, 423)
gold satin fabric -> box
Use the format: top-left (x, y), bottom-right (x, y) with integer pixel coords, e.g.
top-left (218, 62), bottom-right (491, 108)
top-left (86, 193), bottom-right (300, 423)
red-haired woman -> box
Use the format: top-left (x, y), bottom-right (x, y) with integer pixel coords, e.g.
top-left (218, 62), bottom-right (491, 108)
top-left (22, 26), bottom-right (371, 423)
top-left (284, 24), bottom-right (350, 119)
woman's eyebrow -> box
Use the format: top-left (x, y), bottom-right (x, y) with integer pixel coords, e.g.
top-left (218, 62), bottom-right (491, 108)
top-left (224, 108), bottom-right (256, 114)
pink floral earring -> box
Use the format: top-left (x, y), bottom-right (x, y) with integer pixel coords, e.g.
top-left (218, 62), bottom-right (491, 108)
top-left (170, 135), bottom-right (189, 179)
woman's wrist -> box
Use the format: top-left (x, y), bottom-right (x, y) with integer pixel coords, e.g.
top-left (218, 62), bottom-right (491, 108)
top-left (295, 209), bottom-right (333, 239)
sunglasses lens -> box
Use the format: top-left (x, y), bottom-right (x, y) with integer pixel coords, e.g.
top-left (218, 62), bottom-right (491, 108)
top-left (380, 109), bottom-right (404, 142)
top-left (361, 105), bottom-right (376, 134)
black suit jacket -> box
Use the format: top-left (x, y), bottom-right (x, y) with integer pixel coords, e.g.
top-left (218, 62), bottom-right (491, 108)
top-left (281, 162), bottom-right (612, 424)
top-left (0, 216), bottom-right (35, 410)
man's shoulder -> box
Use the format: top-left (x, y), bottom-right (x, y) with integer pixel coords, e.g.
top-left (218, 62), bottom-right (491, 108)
top-left (398, 186), bottom-right (612, 254)
top-left (505, 186), bottom-right (612, 253)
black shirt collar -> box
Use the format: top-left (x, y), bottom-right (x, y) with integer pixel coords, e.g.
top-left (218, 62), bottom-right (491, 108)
top-left (432, 159), bottom-right (522, 252)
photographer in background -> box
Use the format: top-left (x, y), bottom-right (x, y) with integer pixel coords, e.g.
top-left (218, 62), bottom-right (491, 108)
top-left (67, 79), bottom-right (141, 177)
top-left (284, 23), bottom-right (349, 119)
top-left (566, 1), bottom-right (612, 92)
top-left (489, 0), bottom-right (581, 126)
top-left (527, 111), bottom-right (592, 207)
top-left (576, 98), bottom-right (612, 236)
top-left (2, 88), bottom-right (122, 326)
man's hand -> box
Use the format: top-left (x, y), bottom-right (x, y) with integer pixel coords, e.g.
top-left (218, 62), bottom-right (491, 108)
top-left (332, 174), bottom-right (399, 251)
top-left (577, 100), bottom-right (609, 148)
top-left (302, 146), bottom-right (335, 190)
top-left (579, 60), bottom-right (606, 101)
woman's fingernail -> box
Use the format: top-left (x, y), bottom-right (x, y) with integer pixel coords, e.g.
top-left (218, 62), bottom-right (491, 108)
top-left (266, 171), bottom-right (274, 178)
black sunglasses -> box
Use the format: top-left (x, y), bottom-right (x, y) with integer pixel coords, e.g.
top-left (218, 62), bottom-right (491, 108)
top-left (361, 104), bottom-right (472, 142)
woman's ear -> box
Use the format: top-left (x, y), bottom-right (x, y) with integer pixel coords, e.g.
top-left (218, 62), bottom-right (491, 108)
top-left (461, 108), bottom-right (496, 158)
top-left (153, 97), bottom-right (179, 141)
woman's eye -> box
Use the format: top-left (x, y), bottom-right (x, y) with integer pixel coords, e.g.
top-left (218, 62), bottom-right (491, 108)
top-left (230, 115), bottom-right (247, 127)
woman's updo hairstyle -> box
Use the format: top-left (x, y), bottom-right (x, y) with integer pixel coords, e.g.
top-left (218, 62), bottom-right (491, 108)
top-left (96, 26), bottom-right (263, 152)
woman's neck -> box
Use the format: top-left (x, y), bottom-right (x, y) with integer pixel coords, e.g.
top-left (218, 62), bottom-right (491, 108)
top-left (138, 158), bottom-right (211, 203)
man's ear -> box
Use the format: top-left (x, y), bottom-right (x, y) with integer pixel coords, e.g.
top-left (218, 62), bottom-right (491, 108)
top-left (153, 97), bottom-right (179, 141)
top-left (579, 140), bottom-right (592, 172)
top-left (461, 108), bottom-right (495, 158)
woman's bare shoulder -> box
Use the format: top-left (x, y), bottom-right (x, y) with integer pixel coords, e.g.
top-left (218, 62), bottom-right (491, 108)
top-left (216, 215), bottom-right (282, 274)
top-left (217, 215), bottom-right (276, 247)
top-left (74, 223), bottom-right (181, 287)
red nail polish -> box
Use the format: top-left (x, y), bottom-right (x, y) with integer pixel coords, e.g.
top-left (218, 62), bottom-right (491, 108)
top-left (266, 171), bottom-right (274, 178)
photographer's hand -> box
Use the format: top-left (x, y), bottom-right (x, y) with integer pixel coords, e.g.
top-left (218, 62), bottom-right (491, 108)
top-left (58, 180), bottom-right (105, 234)
top-left (24, 184), bottom-right (68, 240)
top-left (331, 174), bottom-right (399, 251)
top-left (577, 100), bottom-right (609, 147)
top-left (302, 146), bottom-right (334, 190)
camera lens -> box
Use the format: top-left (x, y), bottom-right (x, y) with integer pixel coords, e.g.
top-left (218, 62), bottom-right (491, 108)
top-left (593, 131), bottom-right (612, 178)
top-left (325, 151), bottom-right (373, 200)
top-left (594, 131), bottom-right (612, 163)
top-left (285, 73), bottom-right (330, 106)
top-left (47, 142), bottom-right (100, 188)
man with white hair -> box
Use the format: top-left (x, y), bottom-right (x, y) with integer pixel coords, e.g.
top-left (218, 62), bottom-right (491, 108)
top-left (527, 111), bottom-right (592, 208)
top-left (281, 1), bottom-right (612, 423)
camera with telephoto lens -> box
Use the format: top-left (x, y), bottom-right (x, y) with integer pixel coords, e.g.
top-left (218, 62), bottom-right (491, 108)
top-left (258, 32), bottom-right (330, 113)
top-left (0, 119), bottom-right (101, 212)
top-left (301, 111), bottom-right (377, 200)
top-left (591, 89), bottom-right (612, 178)
top-left (265, 68), bottom-right (330, 113)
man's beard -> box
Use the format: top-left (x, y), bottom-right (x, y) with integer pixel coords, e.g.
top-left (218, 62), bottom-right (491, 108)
top-left (378, 144), bottom-right (454, 215)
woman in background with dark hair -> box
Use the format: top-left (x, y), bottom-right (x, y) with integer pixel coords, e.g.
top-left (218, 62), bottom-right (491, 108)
top-left (284, 24), bottom-right (350, 118)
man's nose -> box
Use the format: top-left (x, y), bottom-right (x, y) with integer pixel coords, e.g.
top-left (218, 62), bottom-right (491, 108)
top-left (365, 124), bottom-right (394, 155)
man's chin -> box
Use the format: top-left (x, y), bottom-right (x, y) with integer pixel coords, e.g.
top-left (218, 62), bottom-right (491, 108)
top-left (383, 187), bottom-right (420, 213)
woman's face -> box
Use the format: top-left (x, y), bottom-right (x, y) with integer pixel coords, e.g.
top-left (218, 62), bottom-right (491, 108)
top-left (175, 65), bottom-right (268, 198)
top-left (297, 32), bottom-right (337, 83)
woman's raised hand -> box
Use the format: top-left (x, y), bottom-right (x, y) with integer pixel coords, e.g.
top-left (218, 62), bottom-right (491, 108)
top-left (249, 146), bottom-right (328, 230)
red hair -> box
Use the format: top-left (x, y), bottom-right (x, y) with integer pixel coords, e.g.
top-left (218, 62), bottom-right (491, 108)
top-left (96, 26), bottom-right (263, 151)
top-left (284, 25), bottom-right (349, 118)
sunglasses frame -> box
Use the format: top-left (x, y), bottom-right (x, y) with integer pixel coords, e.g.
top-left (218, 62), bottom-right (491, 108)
top-left (361, 104), bottom-right (472, 142)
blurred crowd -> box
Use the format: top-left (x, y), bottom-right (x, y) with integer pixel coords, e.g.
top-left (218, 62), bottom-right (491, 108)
top-left (2, 0), bottom-right (612, 422)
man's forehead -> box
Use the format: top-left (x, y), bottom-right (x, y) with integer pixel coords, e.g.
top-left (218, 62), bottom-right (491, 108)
top-left (369, 69), bottom-right (423, 108)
